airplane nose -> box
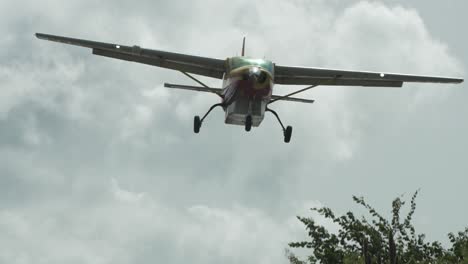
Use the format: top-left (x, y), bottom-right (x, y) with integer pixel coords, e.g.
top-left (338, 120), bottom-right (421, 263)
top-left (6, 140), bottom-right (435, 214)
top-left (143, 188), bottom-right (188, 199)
top-left (249, 68), bottom-right (267, 83)
top-left (248, 67), bottom-right (260, 78)
top-left (256, 71), bottom-right (267, 83)
top-left (250, 66), bottom-right (260, 74)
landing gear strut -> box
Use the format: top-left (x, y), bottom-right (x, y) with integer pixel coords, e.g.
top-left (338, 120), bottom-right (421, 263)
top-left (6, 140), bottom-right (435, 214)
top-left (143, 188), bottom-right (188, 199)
top-left (266, 108), bottom-right (293, 143)
top-left (193, 103), bottom-right (224, 134)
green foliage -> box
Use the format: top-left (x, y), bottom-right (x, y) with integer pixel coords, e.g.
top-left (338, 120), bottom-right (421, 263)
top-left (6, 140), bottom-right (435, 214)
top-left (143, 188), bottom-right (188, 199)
top-left (287, 190), bottom-right (468, 264)
top-left (446, 227), bottom-right (468, 263)
top-left (343, 252), bottom-right (364, 264)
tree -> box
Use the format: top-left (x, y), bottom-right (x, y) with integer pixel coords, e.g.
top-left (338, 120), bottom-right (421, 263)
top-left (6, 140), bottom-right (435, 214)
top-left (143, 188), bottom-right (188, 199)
top-left (446, 227), bottom-right (468, 263)
top-left (287, 190), bottom-right (467, 264)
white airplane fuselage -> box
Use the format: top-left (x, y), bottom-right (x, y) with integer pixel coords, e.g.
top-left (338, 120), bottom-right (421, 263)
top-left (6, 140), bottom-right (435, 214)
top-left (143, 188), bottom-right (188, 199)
top-left (220, 57), bottom-right (274, 127)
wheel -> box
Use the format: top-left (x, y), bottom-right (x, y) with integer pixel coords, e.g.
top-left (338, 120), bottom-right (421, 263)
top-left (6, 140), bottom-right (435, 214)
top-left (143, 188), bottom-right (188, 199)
top-left (194, 116), bottom-right (201, 133)
top-left (245, 115), bottom-right (252, 132)
top-left (284, 126), bottom-right (292, 143)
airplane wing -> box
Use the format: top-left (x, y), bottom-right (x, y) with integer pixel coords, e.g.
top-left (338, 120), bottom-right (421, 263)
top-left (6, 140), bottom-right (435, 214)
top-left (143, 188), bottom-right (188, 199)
top-left (274, 65), bottom-right (464, 87)
top-left (35, 33), bottom-right (226, 79)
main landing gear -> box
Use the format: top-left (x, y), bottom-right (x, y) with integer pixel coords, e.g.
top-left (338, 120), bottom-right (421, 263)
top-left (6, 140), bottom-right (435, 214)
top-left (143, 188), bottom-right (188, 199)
top-left (266, 107), bottom-right (293, 143)
top-left (193, 103), bottom-right (224, 134)
top-left (194, 103), bottom-right (254, 133)
top-left (193, 116), bottom-right (201, 133)
top-left (193, 103), bottom-right (292, 143)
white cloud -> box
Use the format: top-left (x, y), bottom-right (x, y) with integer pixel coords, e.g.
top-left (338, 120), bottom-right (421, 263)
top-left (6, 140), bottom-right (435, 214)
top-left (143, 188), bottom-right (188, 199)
top-left (111, 178), bottom-right (145, 203)
top-left (0, 179), bottom-right (327, 264)
top-left (0, 0), bottom-right (465, 263)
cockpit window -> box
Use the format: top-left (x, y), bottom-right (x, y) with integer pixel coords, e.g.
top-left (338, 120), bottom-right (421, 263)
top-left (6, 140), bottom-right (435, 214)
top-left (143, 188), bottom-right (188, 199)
top-left (228, 57), bottom-right (274, 75)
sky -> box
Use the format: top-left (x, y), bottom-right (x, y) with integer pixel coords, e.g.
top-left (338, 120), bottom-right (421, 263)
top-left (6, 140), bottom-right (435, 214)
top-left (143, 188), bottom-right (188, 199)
top-left (0, 0), bottom-right (467, 263)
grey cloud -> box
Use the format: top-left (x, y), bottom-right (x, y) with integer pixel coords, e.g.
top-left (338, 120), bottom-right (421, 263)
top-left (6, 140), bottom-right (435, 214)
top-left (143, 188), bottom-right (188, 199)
top-left (0, 179), bottom-right (322, 264)
top-left (0, 0), bottom-right (466, 263)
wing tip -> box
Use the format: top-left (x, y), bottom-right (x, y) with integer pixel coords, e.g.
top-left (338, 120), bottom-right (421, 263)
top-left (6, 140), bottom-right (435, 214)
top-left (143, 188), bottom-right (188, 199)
top-left (35, 33), bottom-right (48, 40)
top-left (443, 78), bottom-right (464, 84)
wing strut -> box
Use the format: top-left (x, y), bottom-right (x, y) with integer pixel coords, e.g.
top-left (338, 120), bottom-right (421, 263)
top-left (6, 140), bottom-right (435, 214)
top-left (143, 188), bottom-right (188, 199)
top-left (268, 77), bottom-right (342, 104)
top-left (179, 71), bottom-right (223, 98)
top-left (268, 84), bottom-right (319, 105)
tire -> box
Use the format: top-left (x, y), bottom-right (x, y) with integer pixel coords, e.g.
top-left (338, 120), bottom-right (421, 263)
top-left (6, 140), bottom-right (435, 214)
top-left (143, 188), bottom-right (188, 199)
top-left (284, 126), bottom-right (292, 143)
top-left (245, 115), bottom-right (252, 132)
top-left (194, 116), bottom-right (201, 134)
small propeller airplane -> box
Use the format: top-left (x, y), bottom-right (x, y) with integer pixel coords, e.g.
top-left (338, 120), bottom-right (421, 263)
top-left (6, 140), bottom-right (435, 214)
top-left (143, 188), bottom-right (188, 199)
top-left (36, 33), bottom-right (463, 143)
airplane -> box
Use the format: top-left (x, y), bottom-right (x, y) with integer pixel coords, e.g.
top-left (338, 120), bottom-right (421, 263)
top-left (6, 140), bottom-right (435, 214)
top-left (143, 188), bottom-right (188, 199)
top-left (35, 33), bottom-right (463, 143)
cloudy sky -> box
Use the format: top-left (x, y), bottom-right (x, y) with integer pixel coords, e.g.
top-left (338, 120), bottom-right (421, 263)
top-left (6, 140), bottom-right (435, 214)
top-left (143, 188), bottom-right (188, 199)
top-left (1, 0), bottom-right (467, 263)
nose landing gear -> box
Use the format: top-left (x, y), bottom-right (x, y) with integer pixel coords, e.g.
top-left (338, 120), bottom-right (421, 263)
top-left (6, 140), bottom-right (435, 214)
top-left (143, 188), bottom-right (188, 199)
top-left (245, 115), bottom-right (252, 132)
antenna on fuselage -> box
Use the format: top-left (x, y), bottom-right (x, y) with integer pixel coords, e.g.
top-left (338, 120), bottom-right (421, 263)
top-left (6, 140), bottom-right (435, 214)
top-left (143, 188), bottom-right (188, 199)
top-left (241, 37), bottom-right (246, 56)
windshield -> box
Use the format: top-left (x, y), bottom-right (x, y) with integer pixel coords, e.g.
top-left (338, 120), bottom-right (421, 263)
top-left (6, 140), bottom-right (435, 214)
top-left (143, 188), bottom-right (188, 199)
top-left (228, 57), bottom-right (274, 75)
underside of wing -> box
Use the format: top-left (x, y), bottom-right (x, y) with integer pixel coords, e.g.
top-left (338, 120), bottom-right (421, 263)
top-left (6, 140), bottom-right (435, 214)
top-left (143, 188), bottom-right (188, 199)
top-left (36, 33), bottom-right (226, 79)
top-left (274, 65), bottom-right (464, 87)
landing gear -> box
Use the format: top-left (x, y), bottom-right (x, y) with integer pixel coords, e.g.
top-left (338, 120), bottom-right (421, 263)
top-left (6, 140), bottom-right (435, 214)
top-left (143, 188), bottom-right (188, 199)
top-left (266, 107), bottom-right (293, 143)
top-left (284, 126), bottom-right (292, 143)
top-left (194, 116), bottom-right (201, 133)
top-left (193, 103), bottom-right (224, 134)
top-left (245, 115), bottom-right (252, 132)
